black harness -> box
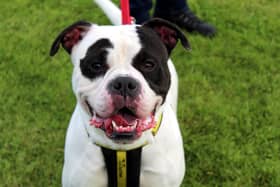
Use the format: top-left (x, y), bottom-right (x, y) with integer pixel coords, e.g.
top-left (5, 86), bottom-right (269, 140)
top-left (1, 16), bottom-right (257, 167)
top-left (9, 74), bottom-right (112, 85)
top-left (101, 147), bottom-right (142, 187)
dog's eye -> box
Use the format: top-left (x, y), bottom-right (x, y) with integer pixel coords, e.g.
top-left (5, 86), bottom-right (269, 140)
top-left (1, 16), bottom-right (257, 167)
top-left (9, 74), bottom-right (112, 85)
top-left (91, 62), bottom-right (105, 72)
top-left (141, 59), bottom-right (156, 72)
top-left (80, 50), bottom-right (109, 79)
top-left (92, 62), bottom-right (102, 70)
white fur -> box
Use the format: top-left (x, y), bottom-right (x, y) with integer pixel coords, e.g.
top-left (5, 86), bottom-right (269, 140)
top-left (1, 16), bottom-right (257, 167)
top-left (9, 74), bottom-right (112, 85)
top-left (62, 1), bottom-right (184, 186)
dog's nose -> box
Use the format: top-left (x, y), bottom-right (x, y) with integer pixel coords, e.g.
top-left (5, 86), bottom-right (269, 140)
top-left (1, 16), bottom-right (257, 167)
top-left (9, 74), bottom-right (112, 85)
top-left (108, 77), bottom-right (140, 98)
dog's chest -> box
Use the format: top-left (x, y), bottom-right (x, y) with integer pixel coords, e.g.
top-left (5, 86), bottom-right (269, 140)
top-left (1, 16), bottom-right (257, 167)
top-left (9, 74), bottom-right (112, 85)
top-left (69, 145), bottom-right (178, 187)
top-left (80, 158), bottom-right (175, 187)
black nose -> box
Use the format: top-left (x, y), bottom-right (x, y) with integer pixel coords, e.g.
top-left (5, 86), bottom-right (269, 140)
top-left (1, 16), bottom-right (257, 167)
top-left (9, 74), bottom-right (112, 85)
top-left (108, 77), bottom-right (140, 98)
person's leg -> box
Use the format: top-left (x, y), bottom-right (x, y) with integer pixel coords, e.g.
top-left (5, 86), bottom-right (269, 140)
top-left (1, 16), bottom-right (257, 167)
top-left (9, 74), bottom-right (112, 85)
top-left (130, 0), bottom-right (152, 24)
top-left (154, 0), bottom-right (189, 16)
top-left (154, 0), bottom-right (216, 37)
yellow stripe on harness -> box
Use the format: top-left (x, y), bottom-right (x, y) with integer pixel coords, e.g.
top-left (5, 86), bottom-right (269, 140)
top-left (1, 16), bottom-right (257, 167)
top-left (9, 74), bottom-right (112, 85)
top-left (117, 151), bottom-right (127, 187)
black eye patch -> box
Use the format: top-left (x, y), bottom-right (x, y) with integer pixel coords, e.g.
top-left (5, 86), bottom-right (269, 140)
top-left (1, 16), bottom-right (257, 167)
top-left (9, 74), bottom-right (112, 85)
top-left (133, 26), bottom-right (171, 102)
top-left (80, 38), bottom-right (113, 80)
top-left (132, 49), bottom-right (170, 102)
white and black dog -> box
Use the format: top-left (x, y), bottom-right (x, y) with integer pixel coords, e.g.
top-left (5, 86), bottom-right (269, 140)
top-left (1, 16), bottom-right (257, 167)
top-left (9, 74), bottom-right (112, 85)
top-left (50, 9), bottom-right (190, 187)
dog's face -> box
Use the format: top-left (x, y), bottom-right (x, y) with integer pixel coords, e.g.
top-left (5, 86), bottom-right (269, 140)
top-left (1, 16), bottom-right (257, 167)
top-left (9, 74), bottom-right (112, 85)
top-left (50, 19), bottom-right (190, 146)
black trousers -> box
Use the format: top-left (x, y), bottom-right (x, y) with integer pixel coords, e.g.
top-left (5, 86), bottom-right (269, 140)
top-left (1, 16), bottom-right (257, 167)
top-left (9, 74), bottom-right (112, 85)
top-left (130, 0), bottom-right (189, 23)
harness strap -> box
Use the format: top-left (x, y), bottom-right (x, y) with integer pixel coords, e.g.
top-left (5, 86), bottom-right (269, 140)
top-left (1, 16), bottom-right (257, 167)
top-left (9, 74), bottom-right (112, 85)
top-left (116, 151), bottom-right (127, 187)
top-left (102, 147), bottom-right (142, 187)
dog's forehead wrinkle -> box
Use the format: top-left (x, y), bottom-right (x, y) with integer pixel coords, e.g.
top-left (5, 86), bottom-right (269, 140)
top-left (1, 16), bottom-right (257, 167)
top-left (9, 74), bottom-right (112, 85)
top-left (105, 29), bottom-right (142, 67)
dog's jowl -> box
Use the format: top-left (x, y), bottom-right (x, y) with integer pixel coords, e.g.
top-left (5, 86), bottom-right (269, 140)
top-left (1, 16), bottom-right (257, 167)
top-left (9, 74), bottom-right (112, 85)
top-left (50, 18), bottom-right (190, 187)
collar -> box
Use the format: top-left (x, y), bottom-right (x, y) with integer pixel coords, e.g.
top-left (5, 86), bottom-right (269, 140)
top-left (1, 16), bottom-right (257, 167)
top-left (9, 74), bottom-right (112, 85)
top-left (151, 111), bottom-right (163, 136)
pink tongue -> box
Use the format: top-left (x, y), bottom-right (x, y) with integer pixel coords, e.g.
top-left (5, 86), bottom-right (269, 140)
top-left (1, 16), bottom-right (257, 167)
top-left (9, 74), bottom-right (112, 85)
top-left (111, 115), bottom-right (129, 126)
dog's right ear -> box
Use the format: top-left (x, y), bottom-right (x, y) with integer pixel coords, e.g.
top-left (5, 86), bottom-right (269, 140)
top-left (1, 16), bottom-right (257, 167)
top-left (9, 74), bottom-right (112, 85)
top-left (50, 21), bottom-right (92, 56)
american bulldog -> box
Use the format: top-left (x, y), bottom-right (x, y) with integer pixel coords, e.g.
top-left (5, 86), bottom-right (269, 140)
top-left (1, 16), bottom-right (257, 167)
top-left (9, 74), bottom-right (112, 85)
top-left (50, 17), bottom-right (190, 187)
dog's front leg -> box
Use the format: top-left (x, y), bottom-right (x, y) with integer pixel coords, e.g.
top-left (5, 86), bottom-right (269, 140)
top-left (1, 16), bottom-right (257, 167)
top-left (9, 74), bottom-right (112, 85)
top-left (62, 106), bottom-right (107, 187)
top-left (62, 142), bottom-right (107, 187)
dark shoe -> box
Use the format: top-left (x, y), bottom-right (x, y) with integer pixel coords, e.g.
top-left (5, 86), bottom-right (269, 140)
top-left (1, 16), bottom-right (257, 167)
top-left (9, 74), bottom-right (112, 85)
top-left (156, 11), bottom-right (216, 37)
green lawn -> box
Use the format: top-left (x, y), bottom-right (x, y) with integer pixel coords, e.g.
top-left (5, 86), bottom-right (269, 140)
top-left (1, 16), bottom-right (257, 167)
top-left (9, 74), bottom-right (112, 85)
top-left (0, 0), bottom-right (279, 186)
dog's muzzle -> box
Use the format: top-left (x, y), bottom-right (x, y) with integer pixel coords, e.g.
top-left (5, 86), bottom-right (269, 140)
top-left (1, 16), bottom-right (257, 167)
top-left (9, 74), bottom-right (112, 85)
top-left (88, 76), bottom-right (158, 141)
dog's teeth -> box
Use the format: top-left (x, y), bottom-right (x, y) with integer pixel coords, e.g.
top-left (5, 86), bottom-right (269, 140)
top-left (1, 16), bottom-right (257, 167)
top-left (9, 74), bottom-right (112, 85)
top-left (112, 121), bottom-right (117, 127)
top-left (132, 121), bottom-right (137, 126)
top-left (132, 121), bottom-right (137, 129)
top-left (112, 121), bottom-right (117, 130)
top-left (112, 120), bottom-right (139, 132)
top-left (146, 116), bottom-right (152, 123)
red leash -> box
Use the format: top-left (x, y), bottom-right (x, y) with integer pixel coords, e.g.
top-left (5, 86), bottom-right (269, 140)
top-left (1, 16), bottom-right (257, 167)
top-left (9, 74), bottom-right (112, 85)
top-left (120, 0), bottom-right (132, 24)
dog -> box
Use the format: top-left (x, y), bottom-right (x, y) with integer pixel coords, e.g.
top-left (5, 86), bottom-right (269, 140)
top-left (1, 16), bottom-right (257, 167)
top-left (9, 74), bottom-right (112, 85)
top-left (50, 15), bottom-right (190, 187)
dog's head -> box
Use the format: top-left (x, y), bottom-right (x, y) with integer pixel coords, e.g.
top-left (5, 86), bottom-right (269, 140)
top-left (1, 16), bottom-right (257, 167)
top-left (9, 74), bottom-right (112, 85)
top-left (50, 18), bottom-right (190, 148)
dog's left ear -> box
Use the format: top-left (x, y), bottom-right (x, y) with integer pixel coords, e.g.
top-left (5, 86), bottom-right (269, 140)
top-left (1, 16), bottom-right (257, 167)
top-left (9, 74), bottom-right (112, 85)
top-left (142, 18), bottom-right (191, 54)
top-left (50, 20), bottom-right (92, 56)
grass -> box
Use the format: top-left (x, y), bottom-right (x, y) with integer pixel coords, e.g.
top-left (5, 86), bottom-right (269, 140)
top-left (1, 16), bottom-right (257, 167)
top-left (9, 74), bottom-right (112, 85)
top-left (0, 0), bottom-right (279, 186)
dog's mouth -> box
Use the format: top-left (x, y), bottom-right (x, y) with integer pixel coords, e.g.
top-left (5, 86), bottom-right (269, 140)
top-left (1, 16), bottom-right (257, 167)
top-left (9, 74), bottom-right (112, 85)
top-left (88, 104), bottom-right (156, 141)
